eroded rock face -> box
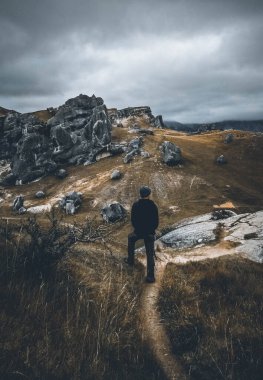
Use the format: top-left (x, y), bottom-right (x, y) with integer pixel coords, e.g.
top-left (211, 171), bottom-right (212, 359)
top-left (0, 94), bottom-right (112, 184)
top-left (101, 202), bottom-right (126, 223)
top-left (161, 141), bottom-right (183, 166)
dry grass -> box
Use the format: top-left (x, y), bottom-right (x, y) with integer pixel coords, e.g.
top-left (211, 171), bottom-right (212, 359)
top-left (0, 217), bottom-right (164, 380)
top-left (159, 256), bottom-right (263, 380)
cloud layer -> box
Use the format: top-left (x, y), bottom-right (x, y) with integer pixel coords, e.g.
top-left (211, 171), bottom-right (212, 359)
top-left (1, 0), bottom-right (263, 122)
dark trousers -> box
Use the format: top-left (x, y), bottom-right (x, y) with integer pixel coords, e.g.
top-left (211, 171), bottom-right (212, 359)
top-left (128, 232), bottom-right (155, 277)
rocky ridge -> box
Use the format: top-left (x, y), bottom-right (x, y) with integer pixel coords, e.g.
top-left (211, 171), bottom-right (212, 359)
top-left (0, 95), bottom-right (165, 186)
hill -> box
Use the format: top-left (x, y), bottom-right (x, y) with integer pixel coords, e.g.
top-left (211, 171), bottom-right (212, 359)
top-left (0, 95), bottom-right (263, 379)
top-left (165, 119), bottom-right (263, 133)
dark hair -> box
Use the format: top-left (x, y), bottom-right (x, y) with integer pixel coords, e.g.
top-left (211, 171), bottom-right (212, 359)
top-left (139, 186), bottom-right (151, 198)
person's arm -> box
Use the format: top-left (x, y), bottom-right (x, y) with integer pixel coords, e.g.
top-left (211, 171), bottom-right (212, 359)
top-left (131, 203), bottom-right (137, 229)
top-left (153, 203), bottom-right (159, 230)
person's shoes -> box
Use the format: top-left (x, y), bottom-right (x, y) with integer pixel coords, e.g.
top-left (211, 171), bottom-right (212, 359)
top-left (124, 258), bottom-right (134, 266)
top-left (145, 276), bottom-right (155, 283)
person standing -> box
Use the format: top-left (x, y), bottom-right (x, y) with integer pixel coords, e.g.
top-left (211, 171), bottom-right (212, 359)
top-left (125, 186), bottom-right (159, 283)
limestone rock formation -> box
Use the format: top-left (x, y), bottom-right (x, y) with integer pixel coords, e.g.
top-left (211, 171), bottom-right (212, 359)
top-left (101, 202), bottom-right (126, 223)
top-left (0, 94), bottom-right (112, 184)
top-left (59, 191), bottom-right (82, 215)
top-left (123, 137), bottom-right (144, 164)
top-left (12, 195), bottom-right (25, 213)
top-left (159, 210), bottom-right (263, 263)
top-left (161, 141), bottom-right (183, 166)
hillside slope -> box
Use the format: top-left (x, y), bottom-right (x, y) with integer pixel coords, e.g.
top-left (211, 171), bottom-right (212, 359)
top-left (1, 117), bottom-right (263, 247)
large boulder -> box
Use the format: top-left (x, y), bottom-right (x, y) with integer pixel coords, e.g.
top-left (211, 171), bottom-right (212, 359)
top-left (12, 195), bottom-right (24, 212)
top-left (59, 191), bottom-right (82, 215)
top-left (101, 202), bottom-right (126, 223)
top-left (161, 141), bottom-right (182, 166)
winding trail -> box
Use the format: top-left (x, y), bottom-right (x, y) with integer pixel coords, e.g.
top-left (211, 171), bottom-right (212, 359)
top-left (138, 247), bottom-right (234, 380)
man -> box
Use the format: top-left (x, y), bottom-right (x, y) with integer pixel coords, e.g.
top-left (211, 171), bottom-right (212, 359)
top-left (125, 186), bottom-right (159, 283)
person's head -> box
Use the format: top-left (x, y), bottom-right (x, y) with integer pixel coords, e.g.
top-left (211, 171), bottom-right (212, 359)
top-left (139, 186), bottom-right (151, 199)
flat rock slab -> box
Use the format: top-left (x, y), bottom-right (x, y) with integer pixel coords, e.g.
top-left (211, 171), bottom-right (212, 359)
top-left (160, 210), bottom-right (263, 263)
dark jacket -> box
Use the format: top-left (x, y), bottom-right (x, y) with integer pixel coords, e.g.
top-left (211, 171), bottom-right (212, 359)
top-left (131, 199), bottom-right (159, 235)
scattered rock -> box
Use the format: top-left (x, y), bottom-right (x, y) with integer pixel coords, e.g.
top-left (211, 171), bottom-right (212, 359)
top-left (111, 169), bottom-right (122, 180)
top-left (12, 195), bottom-right (24, 212)
top-left (216, 155), bottom-right (227, 164)
top-left (141, 151), bottom-right (150, 158)
top-left (224, 133), bottom-right (234, 144)
top-left (161, 141), bottom-right (182, 166)
top-left (109, 144), bottom-right (126, 156)
top-left (101, 202), bottom-right (126, 223)
top-left (27, 204), bottom-right (51, 214)
top-left (35, 191), bottom-right (45, 199)
top-left (128, 137), bottom-right (143, 150)
top-left (138, 128), bottom-right (154, 135)
top-left (56, 169), bottom-right (68, 179)
top-left (59, 191), bottom-right (82, 214)
top-left (211, 209), bottom-right (237, 220)
top-left (123, 150), bottom-right (137, 164)
top-left (18, 207), bottom-right (27, 215)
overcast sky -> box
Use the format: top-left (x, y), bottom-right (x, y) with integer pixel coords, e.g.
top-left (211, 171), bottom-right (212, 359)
top-left (1, 0), bottom-right (263, 123)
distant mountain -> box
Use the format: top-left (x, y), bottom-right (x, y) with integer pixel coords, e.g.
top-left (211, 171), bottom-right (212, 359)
top-left (165, 120), bottom-right (263, 133)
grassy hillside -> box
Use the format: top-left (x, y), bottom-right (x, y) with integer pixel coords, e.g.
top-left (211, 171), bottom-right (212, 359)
top-left (0, 216), bottom-right (164, 379)
top-left (1, 119), bottom-right (263, 379)
top-left (1, 122), bottom-right (263, 246)
top-left (159, 256), bottom-right (263, 380)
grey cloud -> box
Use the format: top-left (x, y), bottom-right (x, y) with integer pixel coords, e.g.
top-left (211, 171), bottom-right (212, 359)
top-left (1, 0), bottom-right (263, 122)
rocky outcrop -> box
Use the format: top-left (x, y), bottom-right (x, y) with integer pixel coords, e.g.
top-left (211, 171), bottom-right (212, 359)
top-left (110, 106), bottom-right (165, 129)
top-left (59, 191), bottom-right (83, 215)
top-left (123, 137), bottom-right (144, 164)
top-left (161, 141), bottom-right (183, 166)
top-left (101, 202), bottom-right (126, 223)
top-left (159, 210), bottom-right (263, 263)
top-left (0, 94), bottom-right (112, 184)
top-left (154, 115), bottom-right (165, 128)
top-left (117, 106), bottom-right (153, 119)
top-left (12, 195), bottom-right (25, 213)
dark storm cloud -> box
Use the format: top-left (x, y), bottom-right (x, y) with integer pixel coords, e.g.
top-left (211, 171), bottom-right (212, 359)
top-left (1, 0), bottom-right (263, 122)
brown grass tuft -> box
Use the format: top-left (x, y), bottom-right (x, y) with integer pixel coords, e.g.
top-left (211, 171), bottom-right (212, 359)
top-left (159, 256), bottom-right (263, 380)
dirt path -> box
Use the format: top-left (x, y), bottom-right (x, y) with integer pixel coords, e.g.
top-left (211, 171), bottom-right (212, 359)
top-left (138, 247), bottom-right (234, 380)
